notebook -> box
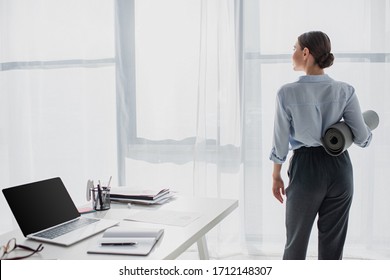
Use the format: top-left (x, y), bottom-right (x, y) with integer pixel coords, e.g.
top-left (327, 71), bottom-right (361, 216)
top-left (2, 177), bottom-right (119, 246)
top-left (87, 227), bottom-right (164, 256)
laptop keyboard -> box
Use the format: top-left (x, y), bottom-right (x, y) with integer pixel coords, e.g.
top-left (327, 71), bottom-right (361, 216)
top-left (34, 218), bottom-right (99, 239)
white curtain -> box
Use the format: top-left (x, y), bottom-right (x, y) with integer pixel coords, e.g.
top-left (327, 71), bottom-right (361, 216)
top-left (193, 0), bottom-right (243, 257)
top-left (117, 0), bottom-right (244, 258)
top-left (0, 0), bottom-right (117, 233)
top-left (2, 0), bottom-right (390, 260)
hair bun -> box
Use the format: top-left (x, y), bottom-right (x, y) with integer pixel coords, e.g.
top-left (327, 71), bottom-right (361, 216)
top-left (317, 52), bottom-right (334, 68)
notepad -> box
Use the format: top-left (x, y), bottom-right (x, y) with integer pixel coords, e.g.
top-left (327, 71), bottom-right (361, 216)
top-left (87, 227), bottom-right (164, 256)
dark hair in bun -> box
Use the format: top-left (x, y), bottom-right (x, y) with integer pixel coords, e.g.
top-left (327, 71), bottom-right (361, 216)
top-left (298, 31), bottom-right (334, 69)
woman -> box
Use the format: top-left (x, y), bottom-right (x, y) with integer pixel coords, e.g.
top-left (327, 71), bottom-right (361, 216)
top-left (269, 31), bottom-right (372, 260)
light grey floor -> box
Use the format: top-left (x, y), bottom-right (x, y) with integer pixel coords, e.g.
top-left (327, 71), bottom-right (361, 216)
top-left (177, 247), bottom-right (390, 260)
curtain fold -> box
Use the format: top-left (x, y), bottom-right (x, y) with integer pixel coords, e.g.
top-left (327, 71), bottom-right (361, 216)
top-left (194, 0), bottom-right (241, 195)
top-left (192, 0), bottom-right (243, 258)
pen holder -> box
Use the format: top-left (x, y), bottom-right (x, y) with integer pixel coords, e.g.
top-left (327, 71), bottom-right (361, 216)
top-left (92, 187), bottom-right (110, 211)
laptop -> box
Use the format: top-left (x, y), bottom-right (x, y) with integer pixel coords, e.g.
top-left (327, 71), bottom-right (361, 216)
top-left (2, 177), bottom-right (119, 246)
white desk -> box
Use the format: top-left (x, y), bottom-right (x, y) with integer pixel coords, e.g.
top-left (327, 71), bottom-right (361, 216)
top-left (0, 196), bottom-right (238, 260)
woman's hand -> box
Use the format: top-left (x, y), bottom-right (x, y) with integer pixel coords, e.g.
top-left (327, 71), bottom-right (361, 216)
top-left (272, 175), bottom-right (285, 203)
top-left (272, 163), bottom-right (285, 204)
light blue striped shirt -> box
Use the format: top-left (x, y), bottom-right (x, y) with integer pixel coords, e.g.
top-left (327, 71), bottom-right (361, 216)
top-left (270, 74), bottom-right (372, 164)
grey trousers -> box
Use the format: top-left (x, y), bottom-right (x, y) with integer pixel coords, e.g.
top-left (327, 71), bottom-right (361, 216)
top-left (283, 146), bottom-right (353, 260)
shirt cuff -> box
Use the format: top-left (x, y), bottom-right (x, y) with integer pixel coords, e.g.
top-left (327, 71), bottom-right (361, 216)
top-left (269, 148), bottom-right (286, 164)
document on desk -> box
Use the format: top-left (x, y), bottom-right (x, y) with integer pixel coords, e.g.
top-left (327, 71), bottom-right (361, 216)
top-left (124, 210), bottom-right (201, 227)
top-left (87, 227), bottom-right (164, 256)
top-left (109, 187), bottom-right (174, 205)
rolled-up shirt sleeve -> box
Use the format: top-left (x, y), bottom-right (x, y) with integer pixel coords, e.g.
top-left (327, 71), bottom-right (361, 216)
top-left (269, 91), bottom-right (291, 164)
top-left (343, 89), bottom-right (372, 147)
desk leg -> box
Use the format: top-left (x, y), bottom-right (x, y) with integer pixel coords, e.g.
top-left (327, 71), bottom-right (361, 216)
top-left (197, 236), bottom-right (210, 260)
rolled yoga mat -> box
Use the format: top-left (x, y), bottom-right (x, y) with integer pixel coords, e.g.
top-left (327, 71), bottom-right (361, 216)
top-left (322, 110), bottom-right (379, 156)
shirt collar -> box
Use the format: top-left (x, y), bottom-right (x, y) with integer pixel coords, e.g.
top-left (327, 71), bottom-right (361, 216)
top-left (298, 74), bottom-right (332, 83)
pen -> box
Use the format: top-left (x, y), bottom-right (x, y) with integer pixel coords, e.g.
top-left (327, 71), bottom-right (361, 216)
top-left (101, 242), bottom-right (137, 246)
top-left (97, 183), bottom-right (103, 210)
top-left (107, 176), bottom-right (112, 190)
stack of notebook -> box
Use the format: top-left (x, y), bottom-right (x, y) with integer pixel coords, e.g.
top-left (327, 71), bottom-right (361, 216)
top-left (110, 187), bottom-right (173, 205)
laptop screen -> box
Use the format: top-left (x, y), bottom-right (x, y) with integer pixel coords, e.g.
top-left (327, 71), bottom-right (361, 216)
top-left (2, 177), bottom-right (80, 236)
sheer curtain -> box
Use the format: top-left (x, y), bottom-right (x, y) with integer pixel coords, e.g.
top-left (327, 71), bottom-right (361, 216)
top-left (116, 0), bottom-right (244, 258)
top-left (0, 0), bottom-right (117, 233)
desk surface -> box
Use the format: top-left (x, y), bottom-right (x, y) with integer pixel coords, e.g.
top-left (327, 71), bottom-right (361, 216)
top-left (0, 196), bottom-right (238, 260)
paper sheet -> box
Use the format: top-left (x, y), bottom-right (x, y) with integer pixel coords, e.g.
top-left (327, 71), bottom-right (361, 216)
top-left (125, 210), bottom-right (201, 227)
